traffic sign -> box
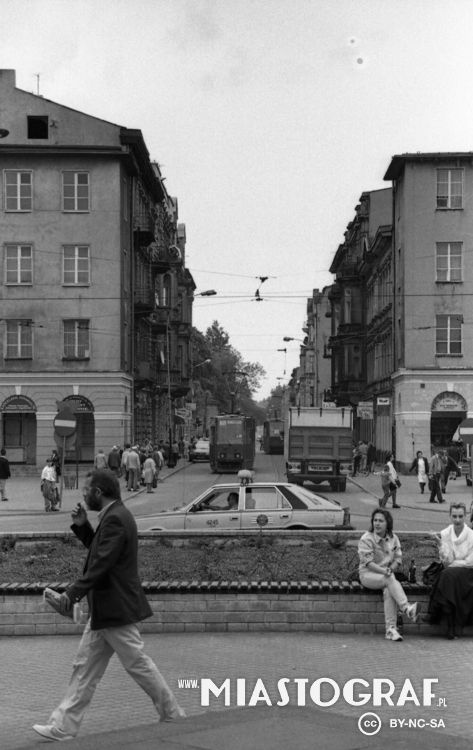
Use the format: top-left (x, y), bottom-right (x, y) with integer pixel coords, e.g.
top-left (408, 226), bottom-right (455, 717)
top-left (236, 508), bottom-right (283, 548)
top-left (54, 409), bottom-right (77, 437)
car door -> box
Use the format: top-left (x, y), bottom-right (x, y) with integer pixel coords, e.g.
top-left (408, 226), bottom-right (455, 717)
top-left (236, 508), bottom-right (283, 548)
top-left (240, 486), bottom-right (293, 529)
top-left (184, 488), bottom-right (242, 530)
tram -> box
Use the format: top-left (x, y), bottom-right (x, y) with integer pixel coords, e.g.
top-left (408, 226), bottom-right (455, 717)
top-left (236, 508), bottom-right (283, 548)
top-left (209, 414), bottom-right (256, 473)
top-left (262, 418), bottom-right (284, 454)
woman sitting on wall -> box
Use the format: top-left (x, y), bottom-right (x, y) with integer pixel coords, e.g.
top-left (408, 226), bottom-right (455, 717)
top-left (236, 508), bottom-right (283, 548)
top-left (358, 508), bottom-right (419, 642)
top-left (426, 502), bottom-right (473, 639)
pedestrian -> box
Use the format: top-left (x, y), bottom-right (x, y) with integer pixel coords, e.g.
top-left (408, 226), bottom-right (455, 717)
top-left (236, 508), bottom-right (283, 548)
top-left (441, 450), bottom-right (460, 494)
top-left (107, 445), bottom-right (122, 477)
top-left (121, 442), bottom-right (131, 483)
top-left (152, 445), bottom-right (164, 485)
top-left (428, 448), bottom-right (445, 504)
top-left (358, 508), bottom-right (420, 641)
top-left (143, 454), bottom-right (156, 493)
top-left (378, 452), bottom-right (401, 509)
top-left (172, 441), bottom-right (180, 466)
top-left (41, 458), bottom-right (59, 512)
top-left (359, 441), bottom-right (368, 474)
top-left (409, 450), bottom-right (429, 494)
top-left (125, 446), bottom-right (141, 491)
top-left (366, 441), bottom-right (377, 474)
top-left (377, 463), bottom-right (395, 508)
top-left (0, 447), bottom-right (11, 502)
top-left (94, 448), bottom-right (108, 470)
top-left (32, 469), bottom-right (185, 742)
top-left (352, 442), bottom-right (361, 476)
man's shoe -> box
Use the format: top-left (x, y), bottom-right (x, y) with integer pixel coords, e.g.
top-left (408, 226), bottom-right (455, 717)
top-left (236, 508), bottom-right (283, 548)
top-left (392, 504), bottom-right (401, 508)
top-left (385, 626), bottom-right (403, 641)
top-left (162, 707), bottom-right (186, 722)
top-left (1, 497), bottom-right (8, 501)
top-left (32, 724), bottom-right (74, 741)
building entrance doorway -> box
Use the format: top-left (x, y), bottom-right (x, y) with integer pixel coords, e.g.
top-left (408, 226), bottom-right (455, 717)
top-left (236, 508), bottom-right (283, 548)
top-left (63, 396), bottom-right (95, 462)
top-left (1, 395), bottom-right (37, 463)
top-left (431, 392), bottom-right (467, 448)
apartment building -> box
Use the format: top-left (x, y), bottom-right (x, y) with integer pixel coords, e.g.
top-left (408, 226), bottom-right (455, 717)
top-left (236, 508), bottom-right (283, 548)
top-left (0, 69), bottom-right (193, 465)
top-left (384, 153), bottom-right (473, 469)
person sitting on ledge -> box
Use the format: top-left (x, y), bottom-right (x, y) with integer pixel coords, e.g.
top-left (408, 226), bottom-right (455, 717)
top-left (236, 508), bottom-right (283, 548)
top-left (425, 502), bottom-right (473, 639)
top-left (358, 508), bottom-right (419, 642)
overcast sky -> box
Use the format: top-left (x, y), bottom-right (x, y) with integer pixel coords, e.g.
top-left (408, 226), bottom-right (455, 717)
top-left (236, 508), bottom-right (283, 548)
top-left (2, 0), bottom-right (473, 399)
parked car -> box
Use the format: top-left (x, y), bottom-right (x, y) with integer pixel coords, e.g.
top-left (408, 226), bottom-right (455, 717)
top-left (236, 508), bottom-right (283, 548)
top-left (136, 481), bottom-right (351, 531)
top-left (189, 439), bottom-right (210, 462)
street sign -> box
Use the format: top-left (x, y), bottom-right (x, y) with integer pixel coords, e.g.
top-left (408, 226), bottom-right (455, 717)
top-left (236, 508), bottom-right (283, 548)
top-left (54, 409), bottom-right (77, 437)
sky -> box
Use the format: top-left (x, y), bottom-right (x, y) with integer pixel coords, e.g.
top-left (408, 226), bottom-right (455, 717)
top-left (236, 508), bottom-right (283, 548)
top-left (3, 0), bottom-right (473, 399)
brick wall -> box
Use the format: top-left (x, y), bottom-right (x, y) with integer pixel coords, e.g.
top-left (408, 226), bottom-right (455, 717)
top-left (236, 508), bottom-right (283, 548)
top-left (0, 581), bottom-right (457, 637)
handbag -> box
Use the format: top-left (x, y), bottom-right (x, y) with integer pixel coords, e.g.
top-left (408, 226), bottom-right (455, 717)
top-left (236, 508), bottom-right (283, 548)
top-left (422, 561), bottom-right (444, 587)
top-left (395, 478), bottom-right (401, 488)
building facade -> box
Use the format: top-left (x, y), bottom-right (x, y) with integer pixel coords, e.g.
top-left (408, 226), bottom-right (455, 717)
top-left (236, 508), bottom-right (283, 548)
top-left (384, 153), bottom-right (473, 469)
top-left (0, 69), bottom-right (193, 465)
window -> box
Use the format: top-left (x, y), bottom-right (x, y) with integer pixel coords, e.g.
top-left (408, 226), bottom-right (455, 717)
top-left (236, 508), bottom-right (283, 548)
top-left (62, 172), bottom-right (89, 212)
top-left (437, 168), bottom-right (463, 209)
top-left (4, 171), bottom-right (32, 211)
top-left (27, 116), bottom-right (48, 139)
top-left (63, 246), bottom-right (90, 285)
top-left (436, 315), bottom-right (462, 355)
top-left (5, 244), bottom-right (33, 284)
top-left (5, 320), bottom-right (33, 359)
top-left (63, 320), bottom-right (90, 359)
top-left (436, 242), bottom-right (462, 282)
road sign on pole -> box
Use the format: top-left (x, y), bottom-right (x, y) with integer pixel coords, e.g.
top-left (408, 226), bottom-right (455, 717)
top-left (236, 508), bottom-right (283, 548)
top-left (54, 410), bottom-right (77, 437)
top-left (54, 408), bottom-right (77, 503)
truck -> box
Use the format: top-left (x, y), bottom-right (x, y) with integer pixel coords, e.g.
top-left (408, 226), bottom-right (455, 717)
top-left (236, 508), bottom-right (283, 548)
top-left (284, 406), bottom-right (353, 491)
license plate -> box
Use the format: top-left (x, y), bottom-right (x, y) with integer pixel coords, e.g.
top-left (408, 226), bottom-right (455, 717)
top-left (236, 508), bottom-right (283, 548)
top-left (308, 464), bottom-right (331, 472)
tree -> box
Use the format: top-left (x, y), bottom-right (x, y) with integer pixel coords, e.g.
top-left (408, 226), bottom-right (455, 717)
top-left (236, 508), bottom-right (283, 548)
top-left (190, 321), bottom-right (266, 414)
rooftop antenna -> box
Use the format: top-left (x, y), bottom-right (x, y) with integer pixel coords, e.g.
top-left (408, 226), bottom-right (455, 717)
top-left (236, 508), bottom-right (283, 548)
top-left (34, 73), bottom-right (40, 95)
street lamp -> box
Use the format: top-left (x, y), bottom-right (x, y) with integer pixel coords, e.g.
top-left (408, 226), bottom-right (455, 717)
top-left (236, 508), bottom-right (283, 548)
top-left (193, 289), bottom-right (217, 297)
top-left (283, 336), bottom-right (307, 344)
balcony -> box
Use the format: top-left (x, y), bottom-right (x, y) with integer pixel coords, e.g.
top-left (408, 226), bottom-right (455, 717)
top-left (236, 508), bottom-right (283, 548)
top-left (147, 307), bottom-right (168, 332)
top-left (133, 285), bottom-right (154, 314)
top-left (135, 360), bottom-right (153, 384)
top-left (133, 211), bottom-right (155, 246)
top-left (149, 243), bottom-right (182, 270)
top-left (155, 369), bottom-right (190, 397)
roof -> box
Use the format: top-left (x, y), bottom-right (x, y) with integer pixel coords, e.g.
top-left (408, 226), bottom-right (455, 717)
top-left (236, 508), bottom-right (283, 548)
top-left (384, 152), bottom-right (473, 181)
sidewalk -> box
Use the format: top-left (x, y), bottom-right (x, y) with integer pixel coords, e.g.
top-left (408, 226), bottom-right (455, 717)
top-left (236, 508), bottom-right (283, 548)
top-left (3, 630), bottom-right (473, 750)
top-left (0, 460), bottom-right (189, 515)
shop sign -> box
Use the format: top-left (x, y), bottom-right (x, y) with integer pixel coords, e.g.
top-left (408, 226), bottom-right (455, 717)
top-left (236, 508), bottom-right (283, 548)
top-left (358, 401), bottom-right (373, 419)
top-left (377, 397), bottom-right (391, 406)
top-left (431, 392), bottom-right (467, 412)
top-left (1, 395), bottom-right (36, 412)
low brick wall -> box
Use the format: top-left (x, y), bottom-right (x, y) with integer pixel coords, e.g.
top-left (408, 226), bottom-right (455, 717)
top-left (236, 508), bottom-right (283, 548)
top-left (0, 581), bottom-right (457, 637)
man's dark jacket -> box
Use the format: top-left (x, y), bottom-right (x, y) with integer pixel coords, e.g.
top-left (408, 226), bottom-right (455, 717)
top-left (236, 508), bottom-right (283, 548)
top-left (67, 499), bottom-right (152, 630)
top-left (0, 456), bottom-right (11, 479)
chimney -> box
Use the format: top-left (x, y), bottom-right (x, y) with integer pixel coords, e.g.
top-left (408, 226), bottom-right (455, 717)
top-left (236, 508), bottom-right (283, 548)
top-left (0, 70), bottom-right (16, 88)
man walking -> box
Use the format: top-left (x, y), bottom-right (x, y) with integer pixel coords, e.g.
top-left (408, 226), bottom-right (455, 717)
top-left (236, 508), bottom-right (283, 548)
top-left (33, 469), bottom-right (184, 742)
top-left (429, 448), bottom-right (445, 504)
top-left (0, 447), bottom-right (11, 502)
top-left (125, 446), bottom-right (141, 491)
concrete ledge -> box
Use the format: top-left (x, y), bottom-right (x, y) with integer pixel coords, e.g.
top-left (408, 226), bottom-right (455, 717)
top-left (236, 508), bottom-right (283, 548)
top-left (0, 580), bottom-right (462, 637)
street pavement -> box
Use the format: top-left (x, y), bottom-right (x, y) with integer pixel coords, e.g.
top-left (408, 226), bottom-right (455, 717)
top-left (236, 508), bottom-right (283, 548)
top-left (2, 462), bottom-right (473, 748)
top-left (1, 458), bottom-right (471, 532)
top-left (3, 630), bottom-right (473, 749)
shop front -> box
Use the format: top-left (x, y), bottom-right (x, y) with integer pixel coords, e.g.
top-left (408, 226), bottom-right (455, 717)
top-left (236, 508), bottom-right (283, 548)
top-left (0, 395), bottom-right (37, 464)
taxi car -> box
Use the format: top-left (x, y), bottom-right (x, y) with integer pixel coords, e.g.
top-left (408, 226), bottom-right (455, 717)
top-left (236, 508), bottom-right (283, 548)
top-left (188, 438), bottom-right (210, 462)
top-left (137, 481), bottom-right (351, 531)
